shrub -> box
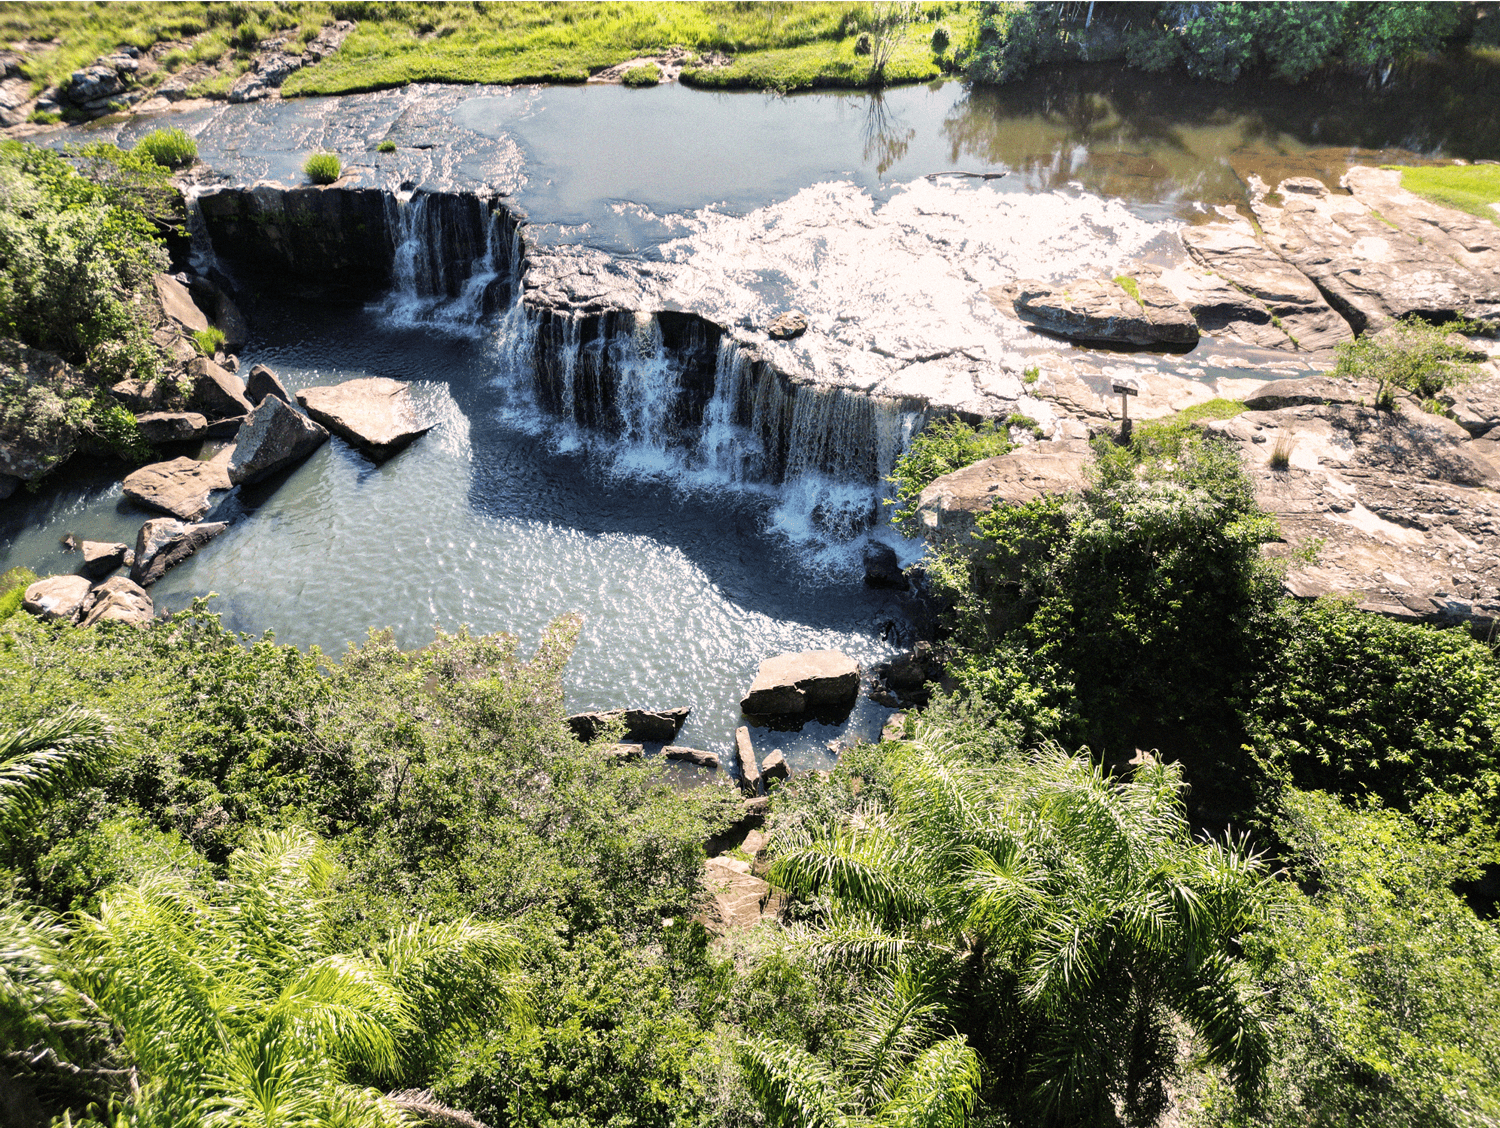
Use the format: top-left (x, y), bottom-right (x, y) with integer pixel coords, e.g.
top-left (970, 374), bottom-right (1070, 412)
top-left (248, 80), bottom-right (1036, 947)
top-left (1333, 314), bottom-right (1481, 408)
top-left (375, 139), bottom-right (396, 153)
top-left (0, 566), bottom-right (39, 622)
top-left (621, 62), bottom-right (661, 87)
top-left (302, 151), bottom-right (342, 184)
top-left (191, 326), bottom-right (225, 356)
top-left (887, 414), bottom-right (1013, 531)
top-left (134, 127), bottom-right (197, 170)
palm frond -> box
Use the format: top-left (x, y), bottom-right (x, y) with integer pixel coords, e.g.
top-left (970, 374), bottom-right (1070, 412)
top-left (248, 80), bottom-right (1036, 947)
top-left (0, 898), bottom-right (87, 1054)
top-left (226, 828), bottom-right (339, 983)
top-left (739, 1037), bottom-right (850, 1128)
top-left (769, 823), bottom-right (925, 923)
top-left (0, 707), bottom-right (115, 832)
top-left (269, 955), bottom-right (409, 1079)
top-left (845, 968), bottom-right (946, 1109)
top-left (878, 1036), bottom-right (982, 1128)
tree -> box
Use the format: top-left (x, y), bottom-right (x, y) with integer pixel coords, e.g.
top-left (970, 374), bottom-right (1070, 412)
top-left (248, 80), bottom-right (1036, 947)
top-left (867, 2), bottom-right (918, 87)
top-left (764, 724), bottom-right (1271, 1127)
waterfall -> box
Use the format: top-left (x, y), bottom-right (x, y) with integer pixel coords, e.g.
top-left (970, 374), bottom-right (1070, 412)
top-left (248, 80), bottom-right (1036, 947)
top-left (377, 191), bottom-right (509, 335)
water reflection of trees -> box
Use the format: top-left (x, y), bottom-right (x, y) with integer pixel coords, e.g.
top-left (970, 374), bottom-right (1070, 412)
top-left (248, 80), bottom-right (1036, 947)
top-left (863, 93), bottom-right (915, 177)
top-left (939, 54), bottom-right (1500, 203)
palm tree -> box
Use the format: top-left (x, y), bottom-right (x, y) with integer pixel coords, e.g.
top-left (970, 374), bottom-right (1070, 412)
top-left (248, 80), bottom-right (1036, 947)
top-left (74, 827), bottom-right (523, 1128)
top-left (0, 706), bottom-right (115, 844)
top-left (766, 723), bottom-right (1271, 1128)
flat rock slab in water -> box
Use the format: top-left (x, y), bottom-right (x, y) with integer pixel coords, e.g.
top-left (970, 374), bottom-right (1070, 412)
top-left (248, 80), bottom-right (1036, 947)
top-left (122, 447), bottom-right (236, 521)
top-left (567, 706), bottom-right (691, 744)
top-left (741, 650), bottom-right (859, 716)
top-left (297, 378), bottom-right (432, 464)
top-left (664, 745), bottom-right (720, 770)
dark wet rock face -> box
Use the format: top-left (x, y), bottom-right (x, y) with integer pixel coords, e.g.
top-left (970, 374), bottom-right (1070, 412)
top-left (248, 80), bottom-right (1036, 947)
top-left (296, 378), bottom-right (431, 464)
top-left (862, 542), bottom-right (905, 589)
top-left (0, 341), bottom-right (90, 484)
top-left (246, 364), bottom-right (293, 407)
top-left (187, 357), bottom-right (253, 420)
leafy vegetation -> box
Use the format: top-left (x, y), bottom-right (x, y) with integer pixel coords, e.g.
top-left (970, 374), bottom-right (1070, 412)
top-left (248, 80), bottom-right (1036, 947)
top-left (191, 325), bottom-right (225, 357)
top-left (302, 151), bottom-right (342, 184)
top-left (133, 126), bottom-right (197, 170)
top-left (887, 414), bottom-right (1015, 533)
top-left (621, 62), bottom-right (663, 87)
top-left (0, 567), bottom-right (37, 622)
top-left (1333, 314), bottom-right (1481, 409)
top-left (1398, 162), bottom-right (1500, 223)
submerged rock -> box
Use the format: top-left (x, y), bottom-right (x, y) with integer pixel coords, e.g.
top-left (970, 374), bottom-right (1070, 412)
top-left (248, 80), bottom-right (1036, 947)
top-left (132, 518), bottom-right (229, 587)
top-left (228, 396), bottom-right (329, 485)
top-left (122, 447), bottom-right (236, 521)
top-left (296, 377), bottom-right (432, 463)
top-left (741, 650), bottom-right (859, 716)
top-left (22, 575), bottom-right (93, 623)
top-left (567, 706), bottom-right (691, 744)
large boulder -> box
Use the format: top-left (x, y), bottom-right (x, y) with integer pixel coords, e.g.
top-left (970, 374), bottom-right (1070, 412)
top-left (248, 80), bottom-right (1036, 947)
top-left (187, 357), bottom-right (253, 420)
top-left (21, 575), bottom-right (94, 623)
top-left (297, 378), bottom-right (432, 463)
top-left (1241, 375), bottom-right (1377, 412)
top-left (741, 651), bottom-right (859, 716)
top-left (566, 706), bottom-right (691, 744)
top-left (228, 396), bottom-right (329, 485)
top-left (131, 518), bottom-right (229, 587)
top-left (735, 726), bottom-right (762, 796)
top-left (914, 439), bottom-right (1093, 544)
top-left (79, 576), bottom-right (153, 627)
top-left (999, 276), bottom-right (1198, 348)
top-left (135, 411), bottom-right (208, 444)
top-left (245, 364), bottom-right (294, 407)
top-left (1179, 206), bottom-right (1353, 351)
top-left (122, 447), bottom-right (236, 521)
top-left (152, 273), bottom-right (211, 335)
top-left (80, 540), bottom-right (132, 579)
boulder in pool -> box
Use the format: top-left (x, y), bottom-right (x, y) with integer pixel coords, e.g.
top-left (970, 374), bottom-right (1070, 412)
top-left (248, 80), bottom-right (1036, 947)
top-left (228, 395), bottom-right (328, 485)
top-left (135, 411), bottom-right (208, 444)
top-left (296, 377), bottom-right (431, 464)
top-left (187, 356), bottom-right (253, 420)
top-left (131, 517), bottom-right (228, 587)
top-left (80, 540), bottom-right (132, 579)
top-left (246, 363), bottom-right (294, 407)
top-left (567, 706), bottom-right (691, 744)
top-left (664, 745), bottom-right (720, 770)
top-left (741, 650), bottom-right (859, 716)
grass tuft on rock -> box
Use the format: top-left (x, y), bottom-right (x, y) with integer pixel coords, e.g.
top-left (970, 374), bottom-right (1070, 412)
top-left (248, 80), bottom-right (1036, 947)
top-left (302, 151), bottom-right (342, 185)
top-left (621, 62), bottom-right (662, 87)
top-left (135, 127), bottom-right (197, 169)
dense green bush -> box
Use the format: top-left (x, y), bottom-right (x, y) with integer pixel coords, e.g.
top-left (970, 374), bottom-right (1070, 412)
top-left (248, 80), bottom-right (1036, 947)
top-left (621, 61), bottom-right (662, 86)
top-left (0, 141), bottom-right (169, 384)
top-left (1333, 314), bottom-right (1482, 409)
top-left (303, 150), bottom-right (342, 184)
top-left (133, 126), bottom-right (197, 169)
top-left (0, 567), bottom-right (38, 622)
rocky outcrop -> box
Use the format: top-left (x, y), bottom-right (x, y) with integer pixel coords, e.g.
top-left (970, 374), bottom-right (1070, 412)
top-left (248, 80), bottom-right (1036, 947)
top-left (1205, 389), bottom-right (1500, 624)
top-left (228, 21), bottom-right (355, 103)
top-left (246, 364), bottom-right (293, 407)
top-left (1000, 276), bottom-right (1198, 348)
top-left (153, 274), bottom-right (210, 336)
top-left (567, 706), bottom-right (691, 744)
top-left (914, 439), bottom-right (1093, 543)
top-left (862, 541), bottom-right (905, 588)
top-left (21, 575), bottom-right (94, 622)
top-left (703, 854), bottom-right (771, 932)
top-left (136, 411), bottom-right (209, 444)
top-left (297, 378), bottom-right (431, 463)
top-left (187, 357), bottom-right (253, 420)
top-left (0, 340), bottom-right (91, 485)
top-left (1179, 206), bottom-right (1353, 351)
top-left (80, 540), bottom-right (132, 579)
top-left (766, 311), bottom-right (808, 340)
top-left (1250, 176), bottom-right (1500, 334)
top-left (131, 518), bottom-right (228, 587)
top-left (79, 576), bottom-right (153, 627)
top-left (741, 651), bottom-right (859, 716)
top-left (227, 396), bottom-right (328, 485)
top-left (122, 447), bottom-right (236, 521)
top-left (760, 749), bottom-right (791, 783)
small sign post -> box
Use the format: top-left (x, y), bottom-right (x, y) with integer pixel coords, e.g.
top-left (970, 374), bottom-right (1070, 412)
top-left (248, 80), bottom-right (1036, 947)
top-left (1112, 376), bottom-right (1140, 439)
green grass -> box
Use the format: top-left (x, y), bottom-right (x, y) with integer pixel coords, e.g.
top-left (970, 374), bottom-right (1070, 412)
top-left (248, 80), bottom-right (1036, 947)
top-left (621, 62), bottom-right (662, 87)
top-left (191, 326), bottom-right (225, 356)
top-left (1397, 163), bottom-right (1500, 224)
top-left (303, 151), bottom-right (341, 184)
top-left (1112, 274), bottom-right (1142, 306)
top-left (0, 567), bottom-right (39, 623)
top-left (135, 127), bottom-right (197, 169)
top-left (680, 29), bottom-right (941, 91)
top-left (375, 138), bottom-right (396, 153)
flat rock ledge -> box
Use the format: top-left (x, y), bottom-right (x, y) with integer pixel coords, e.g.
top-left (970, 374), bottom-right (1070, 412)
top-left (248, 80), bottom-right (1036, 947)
top-left (297, 378), bottom-right (431, 464)
top-left (122, 447), bottom-right (236, 522)
top-left (915, 439), bottom-right (1093, 545)
top-left (741, 651), bottom-right (859, 717)
top-left (567, 707), bottom-right (691, 744)
top-left (999, 276), bottom-right (1199, 348)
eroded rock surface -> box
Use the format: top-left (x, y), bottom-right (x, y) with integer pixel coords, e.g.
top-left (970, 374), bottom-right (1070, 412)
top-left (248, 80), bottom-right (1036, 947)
top-left (79, 576), bottom-right (153, 627)
top-left (228, 396), bottom-right (328, 485)
top-left (132, 518), bottom-right (229, 587)
top-left (1000, 276), bottom-right (1198, 348)
top-left (246, 363), bottom-right (294, 407)
top-left (187, 357), bottom-right (253, 420)
top-left (297, 377), bottom-right (431, 463)
top-left (136, 411), bottom-right (209, 444)
top-left (566, 707), bottom-right (691, 744)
